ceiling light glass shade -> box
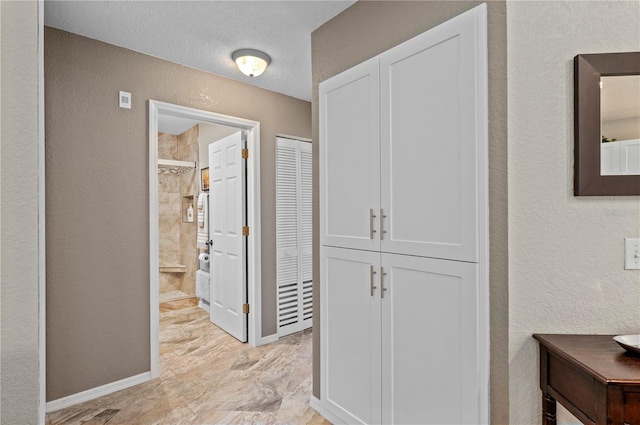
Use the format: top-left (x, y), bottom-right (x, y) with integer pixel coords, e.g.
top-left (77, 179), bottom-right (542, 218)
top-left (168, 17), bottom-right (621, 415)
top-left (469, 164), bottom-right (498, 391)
top-left (232, 49), bottom-right (271, 77)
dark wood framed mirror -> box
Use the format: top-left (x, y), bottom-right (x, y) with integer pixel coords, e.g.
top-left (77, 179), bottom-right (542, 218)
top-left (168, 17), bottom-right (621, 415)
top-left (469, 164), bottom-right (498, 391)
top-left (574, 52), bottom-right (640, 196)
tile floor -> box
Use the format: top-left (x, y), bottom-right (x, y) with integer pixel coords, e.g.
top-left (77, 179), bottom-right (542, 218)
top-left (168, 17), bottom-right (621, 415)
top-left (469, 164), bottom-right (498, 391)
top-left (46, 302), bottom-right (329, 425)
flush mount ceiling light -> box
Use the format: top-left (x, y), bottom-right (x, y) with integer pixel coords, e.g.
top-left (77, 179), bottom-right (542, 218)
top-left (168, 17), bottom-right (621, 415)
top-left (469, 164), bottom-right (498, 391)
top-left (232, 49), bottom-right (271, 77)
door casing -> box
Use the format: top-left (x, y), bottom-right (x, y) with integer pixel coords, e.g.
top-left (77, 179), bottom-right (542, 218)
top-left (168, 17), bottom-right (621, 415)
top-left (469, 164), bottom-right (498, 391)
top-left (148, 100), bottom-right (262, 378)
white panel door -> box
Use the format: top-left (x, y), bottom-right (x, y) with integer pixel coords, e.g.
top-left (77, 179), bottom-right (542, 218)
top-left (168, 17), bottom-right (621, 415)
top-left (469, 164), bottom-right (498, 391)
top-left (321, 246), bottom-right (381, 425)
top-left (381, 253), bottom-right (479, 424)
top-left (380, 6), bottom-right (487, 262)
top-left (320, 57), bottom-right (381, 252)
top-left (209, 131), bottom-right (247, 342)
top-left (276, 137), bottom-right (312, 337)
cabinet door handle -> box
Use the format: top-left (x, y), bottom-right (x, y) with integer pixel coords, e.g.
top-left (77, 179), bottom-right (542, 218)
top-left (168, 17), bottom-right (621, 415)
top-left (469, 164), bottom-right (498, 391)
top-left (370, 208), bottom-right (377, 239)
top-left (370, 265), bottom-right (377, 297)
top-left (380, 209), bottom-right (387, 240)
top-left (380, 267), bottom-right (388, 298)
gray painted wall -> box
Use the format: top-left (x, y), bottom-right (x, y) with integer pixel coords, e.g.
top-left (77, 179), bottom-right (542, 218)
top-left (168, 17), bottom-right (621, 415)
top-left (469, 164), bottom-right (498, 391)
top-left (0, 1), bottom-right (41, 423)
top-left (45, 27), bottom-right (311, 401)
top-left (310, 2), bottom-right (508, 422)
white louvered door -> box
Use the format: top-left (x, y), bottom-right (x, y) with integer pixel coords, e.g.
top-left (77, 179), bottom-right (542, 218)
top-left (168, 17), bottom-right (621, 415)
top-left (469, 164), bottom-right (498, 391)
top-left (276, 137), bottom-right (312, 337)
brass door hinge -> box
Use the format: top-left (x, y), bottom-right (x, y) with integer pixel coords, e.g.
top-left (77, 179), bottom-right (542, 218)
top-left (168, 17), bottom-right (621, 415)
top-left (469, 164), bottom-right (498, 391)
top-left (242, 226), bottom-right (250, 236)
top-left (242, 148), bottom-right (249, 159)
top-left (243, 304), bottom-right (250, 314)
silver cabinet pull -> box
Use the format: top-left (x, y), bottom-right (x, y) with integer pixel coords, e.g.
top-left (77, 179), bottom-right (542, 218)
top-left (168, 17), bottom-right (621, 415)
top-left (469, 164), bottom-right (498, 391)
top-left (370, 208), bottom-right (377, 239)
top-left (370, 265), bottom-right (377, 296)
top-left (380, 267), bottom-right (388, 298)
top-left (380, 208), bottom-right (387, 240)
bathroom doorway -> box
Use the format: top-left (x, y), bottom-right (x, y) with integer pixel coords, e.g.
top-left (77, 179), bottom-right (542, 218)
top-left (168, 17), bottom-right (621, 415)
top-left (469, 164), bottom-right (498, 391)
top-left (148, 100), bottom-right (263, 378)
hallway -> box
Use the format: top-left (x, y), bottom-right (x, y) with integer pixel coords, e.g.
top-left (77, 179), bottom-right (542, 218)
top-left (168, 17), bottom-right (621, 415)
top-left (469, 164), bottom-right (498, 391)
top-left (46, 303), bottom-right (328, 424)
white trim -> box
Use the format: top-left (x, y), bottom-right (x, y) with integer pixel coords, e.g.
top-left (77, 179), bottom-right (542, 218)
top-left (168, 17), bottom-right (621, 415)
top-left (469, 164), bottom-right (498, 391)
top-left (472, 4), bottom-right (490, 424)
top-left (309, 395), bottom-right (322, 412)
top-left (37, 0), bottom-right (46, 423)
top-left (258, 333), bottom-right (279, 345)
top-left (275, 133), bottom-right (312, 143)
top-left (309, 396), bottom-right (346, 425)
top-left (149, 100), bottom-right (264, 378)
top-left (157, 159), bottom-right (196, 168)
top-left (45, 372), bottom-right (151, 413)
top-left (198, 299), bottom-right (210, 313)
top-left (149, 101), bottom-right (160, 378)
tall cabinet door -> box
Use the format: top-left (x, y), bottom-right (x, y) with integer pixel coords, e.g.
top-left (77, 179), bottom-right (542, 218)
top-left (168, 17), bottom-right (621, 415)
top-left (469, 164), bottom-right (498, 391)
top-left (320, 57), bottom-right (381, 252)
top-left (321, 246), bottom-right (381, 424)
top-left (380, 6), bottom-right (487, 262)
top-left (380, 253), bottom-right (479, 424)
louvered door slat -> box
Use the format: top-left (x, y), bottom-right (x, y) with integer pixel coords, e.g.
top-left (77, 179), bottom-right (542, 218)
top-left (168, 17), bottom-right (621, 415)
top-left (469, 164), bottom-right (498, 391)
top-left (276, 137), bottom-right (313, 337)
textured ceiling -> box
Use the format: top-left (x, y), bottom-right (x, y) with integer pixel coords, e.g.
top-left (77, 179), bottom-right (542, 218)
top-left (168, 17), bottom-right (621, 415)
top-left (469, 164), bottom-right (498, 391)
top-left (44, 1), bottom-right (356, 101)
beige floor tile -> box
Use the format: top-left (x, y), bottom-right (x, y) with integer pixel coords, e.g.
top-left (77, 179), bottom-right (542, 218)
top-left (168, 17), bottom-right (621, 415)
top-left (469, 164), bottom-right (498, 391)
top-left (46, 306), bottom-right (330, 425)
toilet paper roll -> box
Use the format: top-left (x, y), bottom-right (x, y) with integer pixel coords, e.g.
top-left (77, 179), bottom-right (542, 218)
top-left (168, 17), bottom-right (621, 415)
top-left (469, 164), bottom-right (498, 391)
top-left (198, 253), bottom-right (210, 263)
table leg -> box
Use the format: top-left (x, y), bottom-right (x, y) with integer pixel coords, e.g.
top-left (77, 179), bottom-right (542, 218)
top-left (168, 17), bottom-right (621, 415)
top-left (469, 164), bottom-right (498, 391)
top-left (542, 393), bottom-right (557, 425)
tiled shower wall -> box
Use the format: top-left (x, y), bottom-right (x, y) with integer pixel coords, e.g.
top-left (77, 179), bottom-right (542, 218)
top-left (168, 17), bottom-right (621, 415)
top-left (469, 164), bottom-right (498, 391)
top-left (177, 125), bottom-right (198, 296)
top-left (158, 125), bottom-right (199, 300)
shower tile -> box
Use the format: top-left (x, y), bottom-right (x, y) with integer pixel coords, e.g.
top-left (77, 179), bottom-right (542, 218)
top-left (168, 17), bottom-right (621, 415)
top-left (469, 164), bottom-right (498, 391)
top-left (159, 297), bottom-right (198, 312)
top-left (178, 125), bottom-right (199, 163)
top-left (159, 274), bottom-right (180, 294)
top-left (159, 173), bottom-right (180, 193)
top-left (158, 133), bottom-right (178, 159)
top-left (182, 170), bottom-right (198, 195)
top-left (158, 193), bottom-right (180, 218)
top-left (158, 253), bottom-right (180, 266)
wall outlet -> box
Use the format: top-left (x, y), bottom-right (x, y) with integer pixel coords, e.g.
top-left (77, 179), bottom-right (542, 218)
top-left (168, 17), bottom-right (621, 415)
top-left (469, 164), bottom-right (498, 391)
top-left (624, 238), bottom-right (640, 270)
top-left (119, 91), bottom-right (131, 109)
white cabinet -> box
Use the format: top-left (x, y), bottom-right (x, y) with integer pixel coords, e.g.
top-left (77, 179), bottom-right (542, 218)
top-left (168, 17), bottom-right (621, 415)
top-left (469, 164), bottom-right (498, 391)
top-left (601, 139), bottom-right (640, 175)
top-left (321, 246), bottom-right (381, 424)
top-left (320, 7), bottom-right (482, 263)
top-left (380, 10), bottom-right (483, 262)
top-left (319, 4), bottom-right (488, 425)
top-left (381, 253), bottom-right (479, 424)
top-left (320, 58), bottom-right (380, 252)
top-left (321, 248), bottom-right (479, 424)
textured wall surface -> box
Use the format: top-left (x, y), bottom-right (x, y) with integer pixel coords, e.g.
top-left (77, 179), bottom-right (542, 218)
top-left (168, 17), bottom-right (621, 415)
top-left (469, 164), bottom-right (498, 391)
top-left (508, 2), bottom-right (640, 424)
top-left (0, 1), bottom-right (41, 423)
top-left (311, 2), bottom-right (508, 422)
top-left (45, 27), bottom-right (311, 401)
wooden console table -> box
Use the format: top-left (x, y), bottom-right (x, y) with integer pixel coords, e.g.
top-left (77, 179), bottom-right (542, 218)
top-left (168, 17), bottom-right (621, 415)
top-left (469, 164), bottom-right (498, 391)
top-left (534, 334), bottom-right (640, 425)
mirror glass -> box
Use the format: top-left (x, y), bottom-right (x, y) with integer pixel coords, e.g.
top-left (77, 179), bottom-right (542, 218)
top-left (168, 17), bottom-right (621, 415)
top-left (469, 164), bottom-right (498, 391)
top-left (600, 75), bottom-right (640, 176)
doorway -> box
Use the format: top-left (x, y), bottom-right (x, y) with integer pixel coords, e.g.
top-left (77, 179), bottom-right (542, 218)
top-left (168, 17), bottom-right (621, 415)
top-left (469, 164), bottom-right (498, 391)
top-left (148, 100), bottom-right (262, 378)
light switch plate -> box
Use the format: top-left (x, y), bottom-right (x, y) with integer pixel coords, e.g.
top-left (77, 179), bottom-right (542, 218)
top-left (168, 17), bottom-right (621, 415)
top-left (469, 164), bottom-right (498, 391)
top-left (624, 238), bottom-right (640, 270)
top-left (119, 91), bottom-right (131, 109)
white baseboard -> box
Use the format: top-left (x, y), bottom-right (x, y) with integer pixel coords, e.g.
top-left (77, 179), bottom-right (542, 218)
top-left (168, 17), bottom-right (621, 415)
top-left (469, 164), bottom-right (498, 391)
top-left (258, 333), bottom-right (278, 346)
top-left (198, 299), bottom-right (210, 313)
top-left (46, 372), bottom-right (151, 413)
top-left (309, 395), bottom-right (322, 412)
top-left (309, 395), bottom-right (346, 424)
